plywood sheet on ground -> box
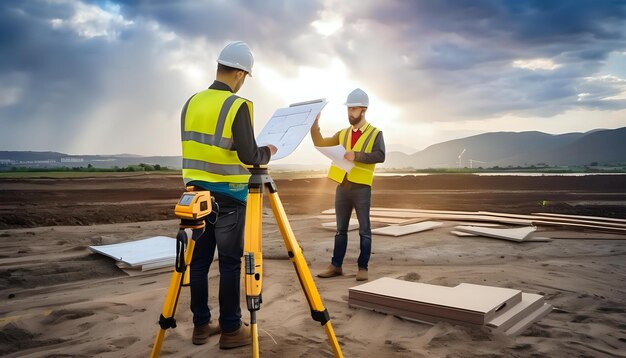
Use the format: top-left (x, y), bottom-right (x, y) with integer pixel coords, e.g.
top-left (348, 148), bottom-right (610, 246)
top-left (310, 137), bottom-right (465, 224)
top-left (349, 278), bottom-right (521, 324)
top-left (487, 293), bottom-right (544, 331)
top-left (536, 230), bottom-right (626, 240)
top-left (88, 236), bottom-right (175, 267)
top-left (418, 214), bottom-right (531, 226)
top-left (455, 226), bottom-right (536, 242)
top-left (351, 292), bottom-right (550, 336)
top-left (451, 230), bottom-right (477, 237)
top-left (372, 221), bottom-right (443, 237)
top-left (450, 222), bottom-right (504, 227)
top-left (480, 211), bottom-right (626, 229)
top-left (531, 220), bottom-right (626, 234)
top-left (505, 303), bottom-right (553, 337)
top-left (348, 297), bottom-right (481, 328)
top-left (371, 207), bottom-right (482, 216)
top-left (532, 212), bottom-right (626, 224)
top-left (324, 208), bottom-right (532, 225)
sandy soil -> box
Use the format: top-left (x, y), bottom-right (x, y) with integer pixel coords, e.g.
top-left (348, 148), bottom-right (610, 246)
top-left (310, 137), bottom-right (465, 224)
top-left (1, 174), bottom-right (625, 357)
top-left (1, 173), bottom-right (626, 229)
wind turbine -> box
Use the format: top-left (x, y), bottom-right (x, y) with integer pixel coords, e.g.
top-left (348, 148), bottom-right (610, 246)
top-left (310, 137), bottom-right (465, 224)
top-left (469, 159), bottom-right (487, 169)
top-left (457, 149), bottom-right (466, 168)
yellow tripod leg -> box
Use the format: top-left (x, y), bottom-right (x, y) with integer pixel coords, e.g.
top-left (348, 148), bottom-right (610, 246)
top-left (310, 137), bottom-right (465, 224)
top-left (244, 187), bottom-right (263, 358)
top-left (268, 192), bottom-right (344, 358)
top-left (150, 230), bottom-right (198, 358)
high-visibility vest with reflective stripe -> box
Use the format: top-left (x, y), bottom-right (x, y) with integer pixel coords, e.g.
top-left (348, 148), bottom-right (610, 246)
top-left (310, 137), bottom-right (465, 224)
top-left (181, 89), bottom-right (253, 185)
top-left (328, 123), bottom-right (380, 186)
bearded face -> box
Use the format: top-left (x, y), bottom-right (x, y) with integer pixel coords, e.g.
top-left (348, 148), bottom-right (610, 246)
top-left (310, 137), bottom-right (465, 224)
top-left (348, 107), bottom-right (366, 125)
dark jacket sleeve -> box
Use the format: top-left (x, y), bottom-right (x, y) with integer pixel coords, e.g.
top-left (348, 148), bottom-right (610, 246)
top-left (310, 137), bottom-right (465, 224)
top-left (231, 104), bottom-right (272, 165)
top-left (354, 131), bottom-right (386, 164)
top-left (310, 122), bottom-right (340, 147)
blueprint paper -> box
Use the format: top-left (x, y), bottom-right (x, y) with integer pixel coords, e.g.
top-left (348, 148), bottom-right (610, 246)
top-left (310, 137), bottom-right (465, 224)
top-left (316, 145), bottom-right (355, 172)
top-left (256, 99), bottom-right (327, 160)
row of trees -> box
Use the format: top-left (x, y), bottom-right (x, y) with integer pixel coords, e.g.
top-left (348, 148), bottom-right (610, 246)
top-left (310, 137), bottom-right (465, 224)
top-left (7, 163), bottom-right (172, 172)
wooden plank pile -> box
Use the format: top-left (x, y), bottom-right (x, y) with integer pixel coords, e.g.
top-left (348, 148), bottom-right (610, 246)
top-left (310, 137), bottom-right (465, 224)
top-left (318, 207), bottom-right (626, 241)
top-left (348, 277), bottom-right (552, 336)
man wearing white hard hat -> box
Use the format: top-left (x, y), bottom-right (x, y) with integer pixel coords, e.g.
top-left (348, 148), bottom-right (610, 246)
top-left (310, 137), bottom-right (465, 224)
top-left (311, 88), bottom-right (386, 282)
top-left (180, 41), bottom-right (277, 349)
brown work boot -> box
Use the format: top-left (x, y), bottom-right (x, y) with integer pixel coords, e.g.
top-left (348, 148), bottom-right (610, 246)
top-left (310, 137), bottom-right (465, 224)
top-left (317, 264), bottom-right (342, 278)
top-left (219, 322), bottom-right (251, 349)
top-left (192, 321), bottom-right (221, 345)
top-left (356, 267), bottom-right (368, 281)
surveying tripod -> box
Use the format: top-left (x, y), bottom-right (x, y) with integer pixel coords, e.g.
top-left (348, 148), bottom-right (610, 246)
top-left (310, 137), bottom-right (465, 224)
top-left (244, 166), bottom-right (343, 357)
top-left (150, 168), bottom-right (343, 357)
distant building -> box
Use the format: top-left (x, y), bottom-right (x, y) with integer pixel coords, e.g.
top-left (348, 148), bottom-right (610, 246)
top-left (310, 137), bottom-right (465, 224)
top-left (19, 160), bottom-right (57, 164)
top-left (61, 157), bottom-right (84, 163)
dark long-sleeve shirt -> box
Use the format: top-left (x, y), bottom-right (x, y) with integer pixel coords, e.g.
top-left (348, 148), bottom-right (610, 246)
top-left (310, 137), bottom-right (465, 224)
top-left (310, 122), bottom-right (386, 164)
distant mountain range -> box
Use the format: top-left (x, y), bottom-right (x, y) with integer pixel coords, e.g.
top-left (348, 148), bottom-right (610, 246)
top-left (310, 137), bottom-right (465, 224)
top-left (381, 126), bottom-right (626, 168)
top-left (2, 127), bottom-right (625, 170)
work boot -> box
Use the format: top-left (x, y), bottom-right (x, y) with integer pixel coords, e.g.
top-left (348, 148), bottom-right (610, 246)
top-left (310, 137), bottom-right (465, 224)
top-left (356, 267), bottom-right (368, 281)
top-left (219, 322), bottom-right (251, 349)
top-left (192, 321), bottom-right (221, 345)
top-left (317, 264), bottom-right (342, 278)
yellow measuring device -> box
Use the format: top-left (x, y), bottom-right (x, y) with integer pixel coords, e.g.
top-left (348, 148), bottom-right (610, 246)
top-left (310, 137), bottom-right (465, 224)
top-left (174, 189), bottom-right (212, 220)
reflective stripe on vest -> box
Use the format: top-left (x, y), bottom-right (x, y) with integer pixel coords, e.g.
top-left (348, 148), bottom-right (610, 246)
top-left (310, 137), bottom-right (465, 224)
top-left (328, 124), bottom-right (380, 186)
top-left (181, 89), bottom-right (253, 185)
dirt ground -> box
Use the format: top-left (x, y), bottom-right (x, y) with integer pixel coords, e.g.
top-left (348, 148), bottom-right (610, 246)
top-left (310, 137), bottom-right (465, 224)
top-left (1, 173), bottom-right (626, 229)
top-left (0, 173), bottom-right (625, 357)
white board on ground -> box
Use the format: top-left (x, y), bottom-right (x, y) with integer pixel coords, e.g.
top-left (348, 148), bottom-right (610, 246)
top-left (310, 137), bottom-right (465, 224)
top-left (372, 221), bottom-right (443, 237)
top-left (532, 212), bottom-right (626, 224)
top-left (454, 226), bottom-right (536, 242)
top-left (451, 230), bottom-right (477, 237)
top-left (88, 236), bottom-right (175, 266)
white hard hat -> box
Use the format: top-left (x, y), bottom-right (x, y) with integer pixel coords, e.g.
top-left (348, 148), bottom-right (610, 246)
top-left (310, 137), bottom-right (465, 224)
top-left (217, 41), bottom-right (254, 76)
top-left (344, 88), bottom-right (369, 107)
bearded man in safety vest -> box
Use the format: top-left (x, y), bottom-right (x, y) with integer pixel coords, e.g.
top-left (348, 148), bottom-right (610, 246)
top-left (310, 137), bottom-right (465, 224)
top-left (311, 88), bottom-right (386, 282)
top-left (180, 41), bottom-right (277, 349)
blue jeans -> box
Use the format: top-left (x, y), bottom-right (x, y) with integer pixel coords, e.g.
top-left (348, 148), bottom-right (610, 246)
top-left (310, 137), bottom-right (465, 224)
top-left (331, 183), bottom-right (372, 269)
top-left (189, 194), bottom-right (245, 333)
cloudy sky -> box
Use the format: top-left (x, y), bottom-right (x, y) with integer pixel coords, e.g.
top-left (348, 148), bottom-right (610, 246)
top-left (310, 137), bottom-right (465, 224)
top-left (1, 0), bottom-right (625, 164)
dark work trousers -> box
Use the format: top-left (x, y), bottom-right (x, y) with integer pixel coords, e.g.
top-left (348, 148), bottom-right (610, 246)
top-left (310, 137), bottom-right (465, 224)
top-left (189, 193), bottom-right (245, 334)
top-left (331, 181), bottom-right (372, 269)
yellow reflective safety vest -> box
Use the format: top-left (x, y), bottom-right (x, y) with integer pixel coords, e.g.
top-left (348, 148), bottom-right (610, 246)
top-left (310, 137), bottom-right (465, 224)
top-left (328, 123), bottom-right (380, 186)
top-left (181, 89), bottom-right (253, 185)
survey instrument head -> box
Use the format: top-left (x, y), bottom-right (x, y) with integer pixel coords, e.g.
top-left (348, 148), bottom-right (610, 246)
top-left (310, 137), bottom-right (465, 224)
top-left (174, 190), bottom-right (212, 220)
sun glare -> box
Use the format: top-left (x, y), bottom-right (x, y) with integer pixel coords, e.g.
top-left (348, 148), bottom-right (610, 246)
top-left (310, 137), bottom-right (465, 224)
top-left (256, 58), bottom-right (401, 131)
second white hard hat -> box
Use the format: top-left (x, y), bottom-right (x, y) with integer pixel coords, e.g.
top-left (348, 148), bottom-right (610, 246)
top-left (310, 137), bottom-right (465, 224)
top-left (344, 88), bottom-right (369, 107)
top-left (217, 41), bottom-right (254, 76)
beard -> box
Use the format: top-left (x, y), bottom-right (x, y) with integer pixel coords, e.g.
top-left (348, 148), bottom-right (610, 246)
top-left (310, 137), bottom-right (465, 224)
top-left (349, 113), bottom-right (363, 126)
